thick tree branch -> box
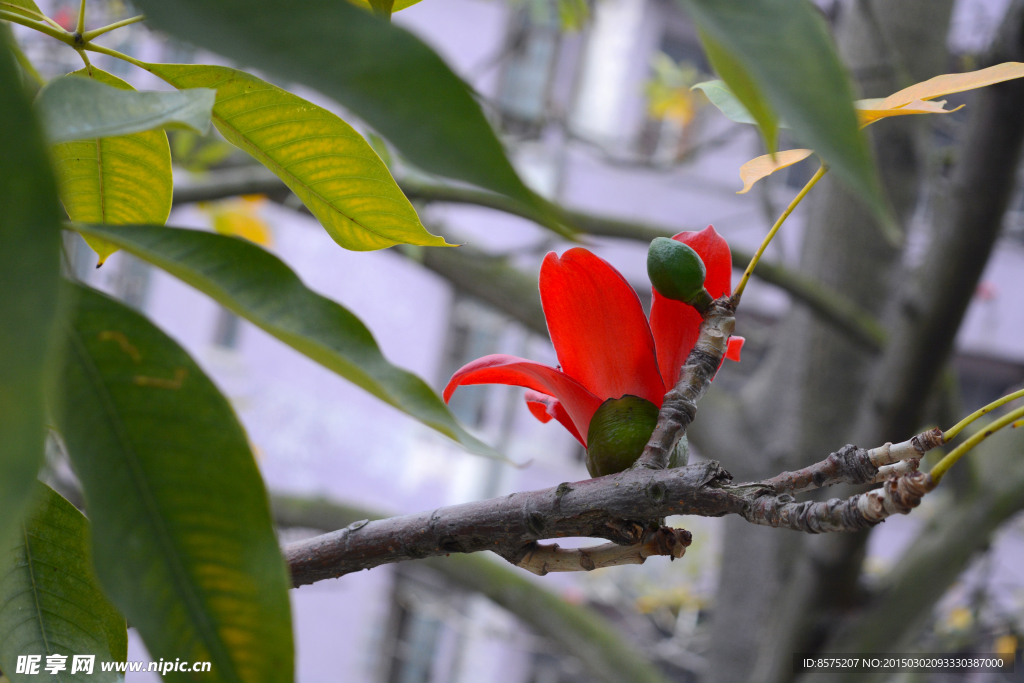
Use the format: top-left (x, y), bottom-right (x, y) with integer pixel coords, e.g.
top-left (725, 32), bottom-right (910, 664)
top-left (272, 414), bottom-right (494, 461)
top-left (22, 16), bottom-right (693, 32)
top-left (284, 460), bottom-right (742, 586)
top-left (283, 430), bottom-right (938, 587)
top-left (171, 166), bottom-right (884, 351)
top-left (269, 494), bottom-right (672, 683)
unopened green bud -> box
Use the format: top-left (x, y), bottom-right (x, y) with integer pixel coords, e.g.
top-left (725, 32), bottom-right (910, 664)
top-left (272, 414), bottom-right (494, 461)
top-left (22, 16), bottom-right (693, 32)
top-left (647, 237), bottom-right (712, 310)
top-left (585, 395), bottom-right (659, 477)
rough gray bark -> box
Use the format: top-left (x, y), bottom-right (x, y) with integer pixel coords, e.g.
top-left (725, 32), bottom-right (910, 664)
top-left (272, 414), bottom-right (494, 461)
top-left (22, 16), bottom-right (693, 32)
top-left (283, 459), bottom-right (939, 585)
top-left (270, 494), bottom-right (673, 683)
top-left (284, 461), bottom-right (741, 584)
top-left (284, 426), bottom-right (941, 585)
top-left (708, 2), bottom-right (956, 681)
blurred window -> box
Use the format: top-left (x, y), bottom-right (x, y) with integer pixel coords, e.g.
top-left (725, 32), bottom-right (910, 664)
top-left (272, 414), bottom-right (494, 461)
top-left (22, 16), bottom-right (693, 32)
top-left (636, 6), bottom-right (709, 163)
top-left (379, 568), bottom-right (467, 683)
top-left (114, 254), bottom-right (152, 312)
top-left (438, 297), bottom-right (507, 428)
top-left (496, 3), bottom-right (563, 136)
top-left (212, 308), bottom-right (242, 349)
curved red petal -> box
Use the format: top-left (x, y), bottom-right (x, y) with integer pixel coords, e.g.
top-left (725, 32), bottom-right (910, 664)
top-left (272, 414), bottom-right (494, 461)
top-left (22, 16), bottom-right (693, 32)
top-left (525, 391), bottom-right (586, 446)
top-left (525, 391), bottom-right (555, 424)
top-left (726, 336), bottom-right (745, 362)
top-left (681, 224), bottom-right (732, 298)
top-left (651, 225), bottom-right (734, 388)
top-left (444, 354), bottom-right (602, 443)
top-left (540, 248), bottom-right (664, 406)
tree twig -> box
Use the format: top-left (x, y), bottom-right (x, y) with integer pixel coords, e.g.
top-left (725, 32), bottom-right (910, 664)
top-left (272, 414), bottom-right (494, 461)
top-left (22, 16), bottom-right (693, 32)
top-left (170, 166), bottom-right (886, 351)
top-left (763, 428), bottom-right (942, 494)
top-left (502, 526), bottom-right (692, 576)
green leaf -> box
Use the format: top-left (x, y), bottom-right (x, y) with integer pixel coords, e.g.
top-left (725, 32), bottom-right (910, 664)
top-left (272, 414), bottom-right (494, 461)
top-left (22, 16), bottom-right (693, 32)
top-left (0, 34), bottom-right (62, 551)
top-left (37, 74), bottom-right (215, 143)
top-left (70, 222), bottom-right (503, 460)
top-left (148, 64), bottom-right (450, 251)
top-left (50, 68), bottom-right (173, 265)
top-left (0, 0), bottom-right (45, 19)
top-left (680, 0), bottom-right (891, 230)
top-left (55, 284), bottom-right (294, 683)
top-left (698, 31), bottom-right (778, 153)
top-left (692, 80), bottom-right (758, 125)
top-left (0, 483), bottom-right (127, 683)
top-left (130, 0), bottom-right (566, 235)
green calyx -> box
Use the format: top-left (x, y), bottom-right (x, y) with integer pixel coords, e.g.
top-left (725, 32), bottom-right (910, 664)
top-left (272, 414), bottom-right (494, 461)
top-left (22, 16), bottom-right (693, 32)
top-left (585, 395), bottom-right (660, 477)
top-left (647, 237), bottom-right (712, 310)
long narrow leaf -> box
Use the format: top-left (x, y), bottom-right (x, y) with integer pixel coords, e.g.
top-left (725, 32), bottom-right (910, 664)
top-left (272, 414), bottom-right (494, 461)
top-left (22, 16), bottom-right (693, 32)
top-left (70, 222), bottom-right (503, 460)
top-left (148, 63), bottom-right (451, 251)
top-left (0, 35), bottom-right (62, 549)
top-left (0, 483), bottom-right (127, 683)
top-left (56, 284), bottom-right (294, 683)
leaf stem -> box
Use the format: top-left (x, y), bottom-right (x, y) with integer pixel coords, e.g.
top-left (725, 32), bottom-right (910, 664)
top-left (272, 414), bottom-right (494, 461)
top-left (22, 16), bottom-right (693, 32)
top-left (931, 403), bottom-right (1024, 484)
top-left (942, 387), bottom-right (1024, 442)
top-left (81, 41), bottom-right (149, 70)
top-left (75, 0), bottom-right (86, 35)
top-left (0, 9), bottom-right (74, 44)
top-left (732, 162), bottom-right (828, 302)
top-left (82, 14), bottom-right (144, 41)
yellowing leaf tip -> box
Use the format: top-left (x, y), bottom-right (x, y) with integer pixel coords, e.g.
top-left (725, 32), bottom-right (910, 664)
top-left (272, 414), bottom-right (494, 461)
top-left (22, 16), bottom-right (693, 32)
top-left (737, 149), bottom-right (814, 194)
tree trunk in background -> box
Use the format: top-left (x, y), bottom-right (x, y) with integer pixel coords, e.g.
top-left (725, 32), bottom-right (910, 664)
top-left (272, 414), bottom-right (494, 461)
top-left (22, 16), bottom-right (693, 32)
top-left (812, 4), bottom-right (1024, 678)
top-left (704, 2), bottom-right (954, 681)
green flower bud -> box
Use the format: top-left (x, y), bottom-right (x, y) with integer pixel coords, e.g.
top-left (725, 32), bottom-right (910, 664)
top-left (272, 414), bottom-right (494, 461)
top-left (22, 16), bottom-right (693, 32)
top-left (647, 237), bottom-right (712, 309)
top-left (585, 395), bottom-right (659, 477)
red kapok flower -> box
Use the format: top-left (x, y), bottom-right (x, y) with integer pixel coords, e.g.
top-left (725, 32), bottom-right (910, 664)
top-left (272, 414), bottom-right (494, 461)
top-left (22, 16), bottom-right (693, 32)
top-left (443, 225), bottom-right (744, 451)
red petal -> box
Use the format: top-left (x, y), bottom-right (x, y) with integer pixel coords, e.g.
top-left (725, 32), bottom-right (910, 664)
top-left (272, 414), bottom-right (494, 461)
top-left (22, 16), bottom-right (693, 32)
top-left (540, 248), bottom-right (664, 406)
top-left (650, 225), bottom-right (733, 389)
top-left (726, 336), bottom-right (744, 362)
top-left (444, 354), bottom-right (602, 443)
top-left (525, 391), bottom-right (586, 446)
top-left (525, 391), bottom-right (555, 424)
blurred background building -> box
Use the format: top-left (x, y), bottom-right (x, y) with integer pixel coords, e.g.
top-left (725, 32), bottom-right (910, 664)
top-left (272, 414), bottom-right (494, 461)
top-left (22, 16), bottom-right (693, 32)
top-left (13, 0), bottom-right (1024, 679)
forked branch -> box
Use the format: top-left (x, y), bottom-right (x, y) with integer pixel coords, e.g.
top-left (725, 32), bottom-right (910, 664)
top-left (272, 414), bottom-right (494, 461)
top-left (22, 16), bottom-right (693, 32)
top-left (285, 427), bottom-right (945, 587)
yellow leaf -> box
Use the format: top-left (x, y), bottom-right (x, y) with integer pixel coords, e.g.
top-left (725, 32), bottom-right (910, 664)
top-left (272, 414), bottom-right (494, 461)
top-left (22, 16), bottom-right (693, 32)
top-left (856, 98), bottom-right (962, 127)
top-left (51, 68), bottom-right (172, 265)
top-left (942, 606), bottom-right (973, 632)
top-left (150, 63), bottom-right (451, 251)
top-left (737, 149), bottom-right (813, 194)
top-left (881, 62), bottom-right (1024, 109)
top-left (995, 634), bottom-right (1018, 657)
top-left (735, 63), bottom-right (1024, 193)
top-left (203, 197), bottom-right (274, 248)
